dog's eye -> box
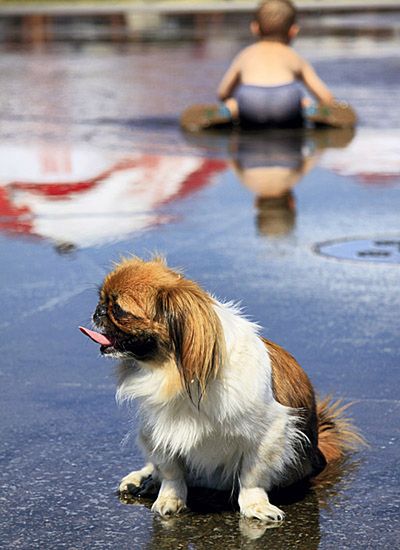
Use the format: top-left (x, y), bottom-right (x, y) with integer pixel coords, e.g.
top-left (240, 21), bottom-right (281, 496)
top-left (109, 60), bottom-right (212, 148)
top-left (112, 302), bottom-right (126, 319)
top-left (112, 302), bottom-right (140, 321)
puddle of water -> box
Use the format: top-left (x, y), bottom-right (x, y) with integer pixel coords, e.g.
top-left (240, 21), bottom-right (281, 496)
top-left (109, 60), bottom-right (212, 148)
top-left (1, 19), bottom-right (400, 550)
top-left (0, 148), bottom-right (226, 247)
top-left (2, 123), bottom-right (400, 250)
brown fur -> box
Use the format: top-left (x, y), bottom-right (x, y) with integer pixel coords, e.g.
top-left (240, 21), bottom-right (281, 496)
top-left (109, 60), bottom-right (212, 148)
top-left (102, 256), bottom-right (225, 398)
top-left (264, 338), bottom-right (315, 410)
top-left (265, 339), bottom-right (364, 468)
top-left (156, 280), bottom-right (226, 397)
top-left (316, 397), bottom-right (365, 463)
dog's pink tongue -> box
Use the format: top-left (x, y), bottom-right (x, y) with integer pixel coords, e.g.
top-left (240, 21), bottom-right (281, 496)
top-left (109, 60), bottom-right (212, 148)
top-left (79, 326), bottom-right (113, 346)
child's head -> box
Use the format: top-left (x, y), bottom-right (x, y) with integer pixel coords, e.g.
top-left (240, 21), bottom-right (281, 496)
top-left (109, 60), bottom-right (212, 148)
top-left (253, 0), bottom-right (298, 42)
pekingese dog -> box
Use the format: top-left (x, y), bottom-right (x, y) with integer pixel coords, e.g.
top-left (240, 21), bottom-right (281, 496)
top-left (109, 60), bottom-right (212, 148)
top-left (80, 256), bottom-right (361, 522)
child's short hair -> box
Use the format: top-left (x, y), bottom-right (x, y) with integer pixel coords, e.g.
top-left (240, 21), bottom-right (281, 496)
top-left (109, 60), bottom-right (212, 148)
top-left (255, 0), bottom-right (297, 39)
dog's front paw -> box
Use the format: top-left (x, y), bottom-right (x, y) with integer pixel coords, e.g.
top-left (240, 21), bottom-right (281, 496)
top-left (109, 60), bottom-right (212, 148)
top-left (241, 501), bottom-right (285, 522)
top-left (151, 496), bottom-right (187, 517)
top-left (239, 488), bottom-right (285, 522)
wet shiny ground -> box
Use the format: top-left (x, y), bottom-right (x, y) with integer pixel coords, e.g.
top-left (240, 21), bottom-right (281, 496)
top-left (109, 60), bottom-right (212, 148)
top-left (1, 19), bottom-right (400, 549)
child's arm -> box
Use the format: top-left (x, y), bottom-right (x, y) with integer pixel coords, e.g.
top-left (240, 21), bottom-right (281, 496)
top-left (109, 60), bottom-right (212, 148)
top-left (299, 59), bottom-right (335, 104)
top-left (217, 56), bottom-right (241, 101)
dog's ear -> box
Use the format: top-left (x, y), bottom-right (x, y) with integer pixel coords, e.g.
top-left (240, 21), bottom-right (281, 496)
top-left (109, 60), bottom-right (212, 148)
top-left (156, 282), bottom-right (225, 400)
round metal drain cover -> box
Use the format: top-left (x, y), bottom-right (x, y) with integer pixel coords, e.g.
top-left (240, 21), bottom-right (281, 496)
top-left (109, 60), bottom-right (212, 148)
top-left (316, 238), bottom-right (400, 264)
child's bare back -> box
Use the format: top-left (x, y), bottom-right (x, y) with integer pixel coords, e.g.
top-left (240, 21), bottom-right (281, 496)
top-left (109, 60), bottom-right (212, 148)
top-left (222, 41), bottom-right (302, 89)
top-left (219, 36), bottom-right (333, 107)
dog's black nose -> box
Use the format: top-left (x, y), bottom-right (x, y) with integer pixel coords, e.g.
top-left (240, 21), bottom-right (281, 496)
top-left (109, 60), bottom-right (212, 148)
top-left (93, 304), bottom-right (107, 323)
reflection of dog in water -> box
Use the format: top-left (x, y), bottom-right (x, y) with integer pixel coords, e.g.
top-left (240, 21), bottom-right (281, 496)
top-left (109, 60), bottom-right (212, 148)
top-left (121, 454), bottom-right (361, 549)
top-left (122, 486), bottom-right (321, 549)
top-left (229, 128), bottom-right (354, 237)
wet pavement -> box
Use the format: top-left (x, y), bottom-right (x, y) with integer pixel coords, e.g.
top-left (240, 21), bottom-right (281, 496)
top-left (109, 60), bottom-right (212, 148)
top-left (1, 15), bottom-right (400, 550)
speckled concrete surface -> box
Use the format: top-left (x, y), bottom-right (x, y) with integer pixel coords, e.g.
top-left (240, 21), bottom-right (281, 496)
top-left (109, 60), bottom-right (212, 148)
top-left (1, 15), bottom-right (399, 550)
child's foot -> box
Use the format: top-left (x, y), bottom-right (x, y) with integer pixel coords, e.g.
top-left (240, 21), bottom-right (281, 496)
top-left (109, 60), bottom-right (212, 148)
top-left (306, 101), bottom-right (357, 129)
top-left (180, 103), bottom-right (232, 131)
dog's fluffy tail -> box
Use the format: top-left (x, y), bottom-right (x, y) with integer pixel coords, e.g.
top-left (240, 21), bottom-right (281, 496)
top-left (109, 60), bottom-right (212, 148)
top-left (316, 397), bottom-right (365, 464)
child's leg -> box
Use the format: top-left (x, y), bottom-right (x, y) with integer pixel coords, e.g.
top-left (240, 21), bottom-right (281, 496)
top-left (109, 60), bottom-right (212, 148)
top-left (301, 97), bottom-right (313, 110)
top-left (180, 101), bottom-right (234, 131)
top-left (304, 100), bottom-right (357, 128)
top-left (224, 97), bottom-right (239, 120)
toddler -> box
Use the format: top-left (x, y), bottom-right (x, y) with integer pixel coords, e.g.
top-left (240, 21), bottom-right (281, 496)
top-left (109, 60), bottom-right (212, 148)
top-left (181, 0), bottom-right (355, 130)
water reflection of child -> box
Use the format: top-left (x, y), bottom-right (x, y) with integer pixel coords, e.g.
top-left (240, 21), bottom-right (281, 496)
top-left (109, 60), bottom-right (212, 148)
top-left (229, 132), bottom-right (317, 236)
top-left (218, 0), bottom-right (335, 128)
